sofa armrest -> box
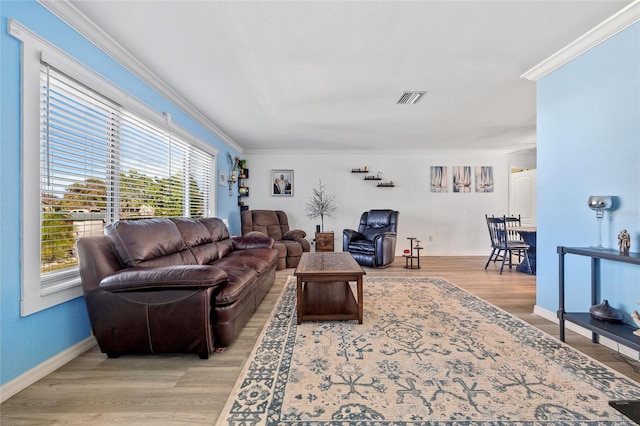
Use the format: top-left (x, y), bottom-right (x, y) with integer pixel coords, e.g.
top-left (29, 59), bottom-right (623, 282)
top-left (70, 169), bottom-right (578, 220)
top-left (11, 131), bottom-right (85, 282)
top-left (373, 231), bottom-right (397, 242)
top-left (283, 229), bottom-right (306, 241)
top-left (343, 229), bottom-right (364, 241)
top-left (343, 229), bottom-right (364, 250)
top-left (99, 265), bottom-right (228, 292)
top-left (232, 232), bottom-right (274, 250)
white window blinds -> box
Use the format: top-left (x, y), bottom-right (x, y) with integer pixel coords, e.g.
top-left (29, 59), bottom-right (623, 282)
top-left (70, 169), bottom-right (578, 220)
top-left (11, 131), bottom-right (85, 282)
top-left (39, 63), bottom-right (214, 279)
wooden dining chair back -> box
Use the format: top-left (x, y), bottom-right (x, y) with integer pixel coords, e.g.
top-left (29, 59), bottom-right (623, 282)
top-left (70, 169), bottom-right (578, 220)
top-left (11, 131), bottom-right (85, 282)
top-left (504, 215), bottom-right (524, 243)
top-left (484, 215), bottom-right (532, 274)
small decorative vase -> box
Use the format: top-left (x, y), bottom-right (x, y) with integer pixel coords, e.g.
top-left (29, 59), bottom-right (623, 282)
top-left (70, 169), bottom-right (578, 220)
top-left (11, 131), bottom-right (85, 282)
top-left (589, 300), bottom-right (624, 323)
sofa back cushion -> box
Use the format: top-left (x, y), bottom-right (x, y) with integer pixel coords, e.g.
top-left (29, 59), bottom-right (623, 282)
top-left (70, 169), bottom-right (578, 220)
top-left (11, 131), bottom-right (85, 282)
top-left (170, 217), bottom-right (219, 265)
top-left (241, 210), bottom-right (290, 241)
top-left (104, 218), bottom-right (197, 267)
top-left (199, 217), bottom-right (234, 258)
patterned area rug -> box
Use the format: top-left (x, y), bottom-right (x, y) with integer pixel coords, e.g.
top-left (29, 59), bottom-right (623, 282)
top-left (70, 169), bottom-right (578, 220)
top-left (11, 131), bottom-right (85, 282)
top-left (216, 277), bottom-right (640, 425)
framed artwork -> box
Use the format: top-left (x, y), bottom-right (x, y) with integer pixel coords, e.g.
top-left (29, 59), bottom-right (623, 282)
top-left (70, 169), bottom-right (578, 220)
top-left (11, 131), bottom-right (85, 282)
top-left (430, 166), bottom-right (449, 192)
top-left (219, 170), bottom-right (227, 186)
top-left (452, 166), bottom-right (472, 193)
top-left (271, 169), bottom-right (294, 196)
top-left (475, 166), bottom-right (494, 192)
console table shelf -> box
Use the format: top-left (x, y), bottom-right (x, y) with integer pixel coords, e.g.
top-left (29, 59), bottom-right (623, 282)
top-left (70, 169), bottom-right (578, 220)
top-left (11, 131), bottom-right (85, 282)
top-left (557, 246), bottom-right (640, 351)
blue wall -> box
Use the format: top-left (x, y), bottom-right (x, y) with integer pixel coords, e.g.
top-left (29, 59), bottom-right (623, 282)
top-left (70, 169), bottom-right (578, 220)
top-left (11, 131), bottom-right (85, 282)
top-left (536, 22), bottom-right (640, 317)
top-left (0, 1), bottom-right (240, 386)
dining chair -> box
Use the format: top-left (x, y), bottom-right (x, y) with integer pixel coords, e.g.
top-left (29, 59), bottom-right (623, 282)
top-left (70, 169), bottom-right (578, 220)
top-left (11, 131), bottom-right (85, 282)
top-left (484, 216), bottom-right (532, 274)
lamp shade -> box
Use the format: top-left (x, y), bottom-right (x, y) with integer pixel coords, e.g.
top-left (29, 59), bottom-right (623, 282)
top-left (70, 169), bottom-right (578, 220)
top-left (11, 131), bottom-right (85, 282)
top-left (588, 196), bottom-right (612, 211)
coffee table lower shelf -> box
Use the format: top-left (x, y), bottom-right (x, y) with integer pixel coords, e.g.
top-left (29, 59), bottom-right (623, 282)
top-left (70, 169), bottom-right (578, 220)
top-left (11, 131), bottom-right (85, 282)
top-left (299, 281), bottom-right (359, 323)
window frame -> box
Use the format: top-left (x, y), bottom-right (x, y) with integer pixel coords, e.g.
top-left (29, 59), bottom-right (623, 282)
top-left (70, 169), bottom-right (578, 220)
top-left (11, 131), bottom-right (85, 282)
top-left (9, 20), bottom-right (217, 316)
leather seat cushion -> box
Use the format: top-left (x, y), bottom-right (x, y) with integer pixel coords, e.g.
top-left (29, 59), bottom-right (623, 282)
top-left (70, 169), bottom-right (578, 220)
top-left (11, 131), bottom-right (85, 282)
top-left (348, 240), bottom-right (375, 253)
top-left (214, 265), bottom-right (259, 305)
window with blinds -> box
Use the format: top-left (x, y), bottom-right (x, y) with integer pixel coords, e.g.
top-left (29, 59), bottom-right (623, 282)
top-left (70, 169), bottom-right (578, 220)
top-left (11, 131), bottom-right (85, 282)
top-left (39, 64), bottom-right (214, 282)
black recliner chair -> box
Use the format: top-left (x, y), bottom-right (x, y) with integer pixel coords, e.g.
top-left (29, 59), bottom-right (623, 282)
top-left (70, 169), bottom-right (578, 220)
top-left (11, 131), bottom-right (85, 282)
top-left (343, 209), bottom-right (399, 267)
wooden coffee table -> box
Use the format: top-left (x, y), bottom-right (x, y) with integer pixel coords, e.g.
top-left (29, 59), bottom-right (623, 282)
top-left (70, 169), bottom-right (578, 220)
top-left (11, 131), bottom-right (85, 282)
top-left (294, 252), bottom-right (366, 324)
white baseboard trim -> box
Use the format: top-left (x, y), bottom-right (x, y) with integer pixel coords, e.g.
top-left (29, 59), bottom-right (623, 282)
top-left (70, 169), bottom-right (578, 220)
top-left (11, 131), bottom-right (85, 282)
top-left (534, 304), bottom-right (640, 361)
top-left (0, 336), bottom-right (97, 403)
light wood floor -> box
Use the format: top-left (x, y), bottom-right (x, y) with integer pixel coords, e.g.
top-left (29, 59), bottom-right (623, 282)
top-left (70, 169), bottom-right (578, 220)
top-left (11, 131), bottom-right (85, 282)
top-left (2, 256), bottom-right (639, 425)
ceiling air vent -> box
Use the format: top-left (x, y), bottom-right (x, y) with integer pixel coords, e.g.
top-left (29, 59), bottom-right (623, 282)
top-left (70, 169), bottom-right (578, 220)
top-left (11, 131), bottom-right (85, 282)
top-left (396, 91), bottom-right (426, 104)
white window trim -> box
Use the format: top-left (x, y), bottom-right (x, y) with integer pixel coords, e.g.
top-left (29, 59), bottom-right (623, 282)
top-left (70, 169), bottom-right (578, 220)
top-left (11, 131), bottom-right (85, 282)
top-left (9, 20), bottom-right (217, 316)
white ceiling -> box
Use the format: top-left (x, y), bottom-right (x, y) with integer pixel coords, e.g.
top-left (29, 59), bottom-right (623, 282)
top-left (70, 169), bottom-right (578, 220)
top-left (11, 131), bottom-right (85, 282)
top-left (64, 0), bottom-right (631, 153)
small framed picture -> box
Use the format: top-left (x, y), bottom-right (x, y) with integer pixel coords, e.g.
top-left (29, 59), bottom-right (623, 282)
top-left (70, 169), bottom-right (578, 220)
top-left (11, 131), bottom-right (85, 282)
top-left (271, 169), bottom-right (294, 196)
top-left (219, 170), bottom-right (227, 186)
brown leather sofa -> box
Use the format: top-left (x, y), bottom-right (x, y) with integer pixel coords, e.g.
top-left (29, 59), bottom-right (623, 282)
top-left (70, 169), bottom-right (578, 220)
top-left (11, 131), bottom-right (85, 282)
top-left (77, 217), bottom-right (278, 359)
top-left (241, 210), bottom-right (311, 269)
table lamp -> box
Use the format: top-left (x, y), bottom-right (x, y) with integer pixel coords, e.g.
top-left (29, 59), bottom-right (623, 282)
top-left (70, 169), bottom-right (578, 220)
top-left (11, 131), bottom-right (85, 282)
top-left (588, 195), bottom-right (612, 248)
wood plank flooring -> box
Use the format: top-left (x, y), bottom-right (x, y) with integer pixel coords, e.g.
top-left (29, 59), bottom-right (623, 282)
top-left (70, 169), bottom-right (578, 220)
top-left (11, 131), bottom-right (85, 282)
top-left (2, 256), bottom-right (639, 425)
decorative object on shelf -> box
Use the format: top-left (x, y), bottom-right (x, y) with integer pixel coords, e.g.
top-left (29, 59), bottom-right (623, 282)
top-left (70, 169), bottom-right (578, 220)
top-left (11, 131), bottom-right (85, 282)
top-left (227, 153), bottom-right (242, 196)
top-left (587, 195), bottom-right (613, 248)
top-left (377, 181), bottom-right (395, 187)
top-left (305, 180), bottom-right (336, 232)
top-left (618, 229), bottom-right (631, 255)
top-left (364, 175), bottom-right (381, 181)
top-left (430, 166), bottom-right (449, 193)
top-left (475, 166), bottom-right (494, 193)
top-left (227, 170), bottom-right (237, 195)
top-left (271, 169), bottom-right (294, 196)
top-left (589, 299), bottom-right (624, 323)
top-left (351, 166), bottom-right (368, 173)
top-left (239, 186), bottom-right (249, 196)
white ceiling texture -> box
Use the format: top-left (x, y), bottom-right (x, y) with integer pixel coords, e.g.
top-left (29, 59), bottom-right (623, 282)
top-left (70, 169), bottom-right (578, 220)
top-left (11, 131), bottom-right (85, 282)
top-left (58, 1), bottom-right (631, 153)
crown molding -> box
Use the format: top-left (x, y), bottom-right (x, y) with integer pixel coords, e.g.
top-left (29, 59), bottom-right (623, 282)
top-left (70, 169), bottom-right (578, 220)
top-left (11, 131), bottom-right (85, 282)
top-left (37, 0), bottom-right (243, 153)
top-left (244, 148), bottom-right (515, 156)
top-left (521, 0), bottom-right (640, 81)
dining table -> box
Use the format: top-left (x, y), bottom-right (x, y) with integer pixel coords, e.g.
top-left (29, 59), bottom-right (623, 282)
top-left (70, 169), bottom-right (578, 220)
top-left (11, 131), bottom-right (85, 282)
top-left (511, 226), bottom-right (537, 274)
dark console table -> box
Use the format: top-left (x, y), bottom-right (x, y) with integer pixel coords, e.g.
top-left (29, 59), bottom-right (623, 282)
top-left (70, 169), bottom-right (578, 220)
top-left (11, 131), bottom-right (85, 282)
top-left (557, 246), bottom-right (640, 351)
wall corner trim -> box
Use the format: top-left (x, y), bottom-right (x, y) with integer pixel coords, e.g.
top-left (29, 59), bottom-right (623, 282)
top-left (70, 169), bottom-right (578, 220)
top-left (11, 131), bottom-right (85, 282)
top-left (521, 0), bottom-right (640, 81)
top-left (0, 337), bottom-right (97, 403)
top-left (36, 0), bottom-right (243, 153)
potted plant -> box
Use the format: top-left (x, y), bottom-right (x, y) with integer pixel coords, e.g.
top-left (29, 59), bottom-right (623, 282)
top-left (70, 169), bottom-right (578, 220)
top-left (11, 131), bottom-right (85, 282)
top-left (305, 179), bottom-right (336, 232)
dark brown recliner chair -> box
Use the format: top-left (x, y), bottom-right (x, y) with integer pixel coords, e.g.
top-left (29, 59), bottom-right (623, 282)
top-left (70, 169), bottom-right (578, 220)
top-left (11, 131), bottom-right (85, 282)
top-left (241, 210), bottom-right (311, 269)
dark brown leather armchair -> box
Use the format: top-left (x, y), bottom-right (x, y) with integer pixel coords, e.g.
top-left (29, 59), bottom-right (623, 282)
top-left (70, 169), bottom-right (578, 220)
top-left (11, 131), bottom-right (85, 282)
top-left (241, 210), bottom-right (311, 269)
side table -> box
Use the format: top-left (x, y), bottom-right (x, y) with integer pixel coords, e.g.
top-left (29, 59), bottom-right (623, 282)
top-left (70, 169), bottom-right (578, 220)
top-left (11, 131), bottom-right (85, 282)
top-left (315, 232), bottom-right (334, 252)
top-left (403, 237), bottom-right (422, 269)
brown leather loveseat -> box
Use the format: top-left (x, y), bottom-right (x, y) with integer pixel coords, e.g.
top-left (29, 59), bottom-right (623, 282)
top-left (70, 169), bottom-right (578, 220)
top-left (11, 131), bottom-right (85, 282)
top-left (241, 210), bottom-right (311, 269)
top-left (77, 217), bottom-right (278, 359)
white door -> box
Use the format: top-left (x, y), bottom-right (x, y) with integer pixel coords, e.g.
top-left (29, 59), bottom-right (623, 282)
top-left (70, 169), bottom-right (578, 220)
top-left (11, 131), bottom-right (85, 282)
top-left (509, 168), bottom-right (536, 226)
